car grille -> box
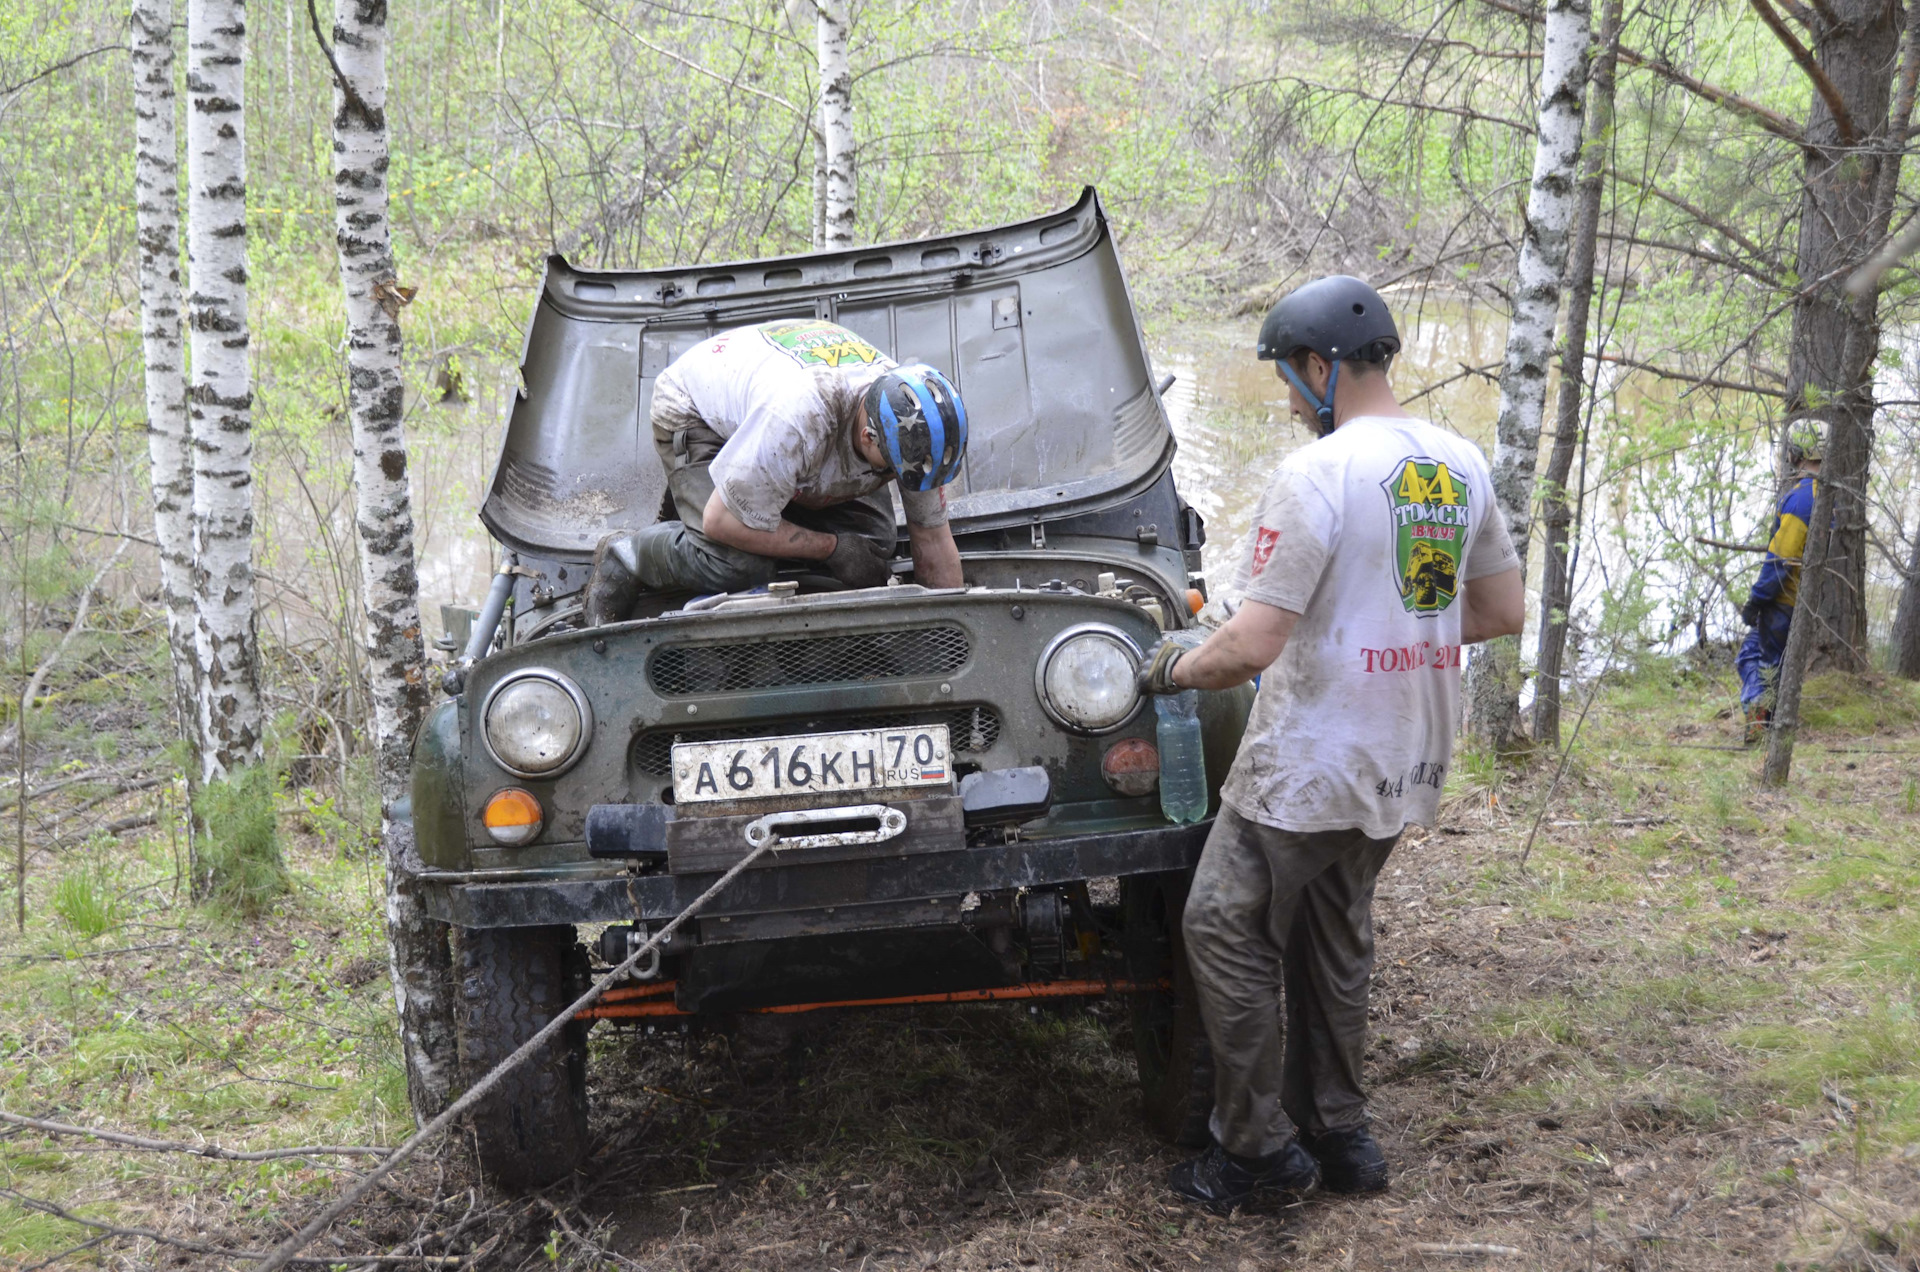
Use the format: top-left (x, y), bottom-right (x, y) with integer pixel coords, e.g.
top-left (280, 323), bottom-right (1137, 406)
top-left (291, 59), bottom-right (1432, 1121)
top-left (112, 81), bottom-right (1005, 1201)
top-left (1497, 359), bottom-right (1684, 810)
top-left (632, 706), bottom-right (1002, 776)
top-left (648, 625), bottom-right (971, 695)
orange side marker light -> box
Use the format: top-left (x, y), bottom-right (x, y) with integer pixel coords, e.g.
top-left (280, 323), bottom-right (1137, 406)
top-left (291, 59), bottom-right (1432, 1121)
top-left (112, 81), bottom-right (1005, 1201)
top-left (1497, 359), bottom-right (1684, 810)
top-left (483, 788), bottom-right (543, 846)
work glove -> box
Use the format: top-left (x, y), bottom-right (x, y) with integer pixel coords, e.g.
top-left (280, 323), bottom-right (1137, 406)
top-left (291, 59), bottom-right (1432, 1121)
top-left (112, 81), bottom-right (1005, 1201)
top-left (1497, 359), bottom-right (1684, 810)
top-left (1136, 638), bottom-right (1189, 696)
top-left (1740, 596), bottom-right (1768, 627)
top-left (825, 533), bottom-right (894, 589)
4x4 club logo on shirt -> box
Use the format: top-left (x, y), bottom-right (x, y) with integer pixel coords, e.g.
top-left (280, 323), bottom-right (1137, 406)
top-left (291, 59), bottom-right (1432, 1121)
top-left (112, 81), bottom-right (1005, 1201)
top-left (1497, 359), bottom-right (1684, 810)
top-left (759, 319), bottom-right (883, 369)
top-left (1382, 456), bottom-right (1469, 615)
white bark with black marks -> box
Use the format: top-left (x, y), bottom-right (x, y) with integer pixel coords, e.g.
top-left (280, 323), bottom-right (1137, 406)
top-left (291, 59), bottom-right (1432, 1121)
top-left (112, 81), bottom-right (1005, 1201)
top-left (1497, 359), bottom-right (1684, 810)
top-left (816, 0), bottom-right (854, 248)
top-left (1469, 0), bottom-right (1591, 749)
top-left (325, 0), bottom-right (455, 1117)
top-left (186, 0), bottom-right (263, 781)
top-left (131, 0), bottom-right (198, 749)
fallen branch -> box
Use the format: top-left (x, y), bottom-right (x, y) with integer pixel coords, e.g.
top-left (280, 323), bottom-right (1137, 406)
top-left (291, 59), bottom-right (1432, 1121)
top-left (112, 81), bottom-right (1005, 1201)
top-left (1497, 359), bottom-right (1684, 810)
top-left (254, 833), bottom-right (785, 1271)
top-left (1546, 815), bottom-right (1672, 827)
top-left (0, 1109), bottom-right (385, 1160)
top-left (1412, 1243), bottom-right (1524, 1257)
top-left (0, 541), bottom-right (127, 755)
top-left (5, 941), bottom-right (177, 962)
top-left (0, 1187), bottom-right (462, 1265)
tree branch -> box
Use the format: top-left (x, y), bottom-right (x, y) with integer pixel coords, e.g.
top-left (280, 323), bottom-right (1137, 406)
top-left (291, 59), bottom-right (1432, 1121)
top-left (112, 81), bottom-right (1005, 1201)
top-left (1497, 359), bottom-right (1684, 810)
top-left (1473, 0), bottom-right (1808, 144)
top-left (303, 0), bottom-right (377, 127)
top-left (1605, 167), bottom-right (1786, 275)
top-left (1593, 230), bottom-right (1786, 285)
top-left (0, 45), bottom-right (122, 99)
top-left (1595, 351), bottom-right (1788, 397)
top-left (0, 1187), bottom-right (460, 1265)
top-left (0, 1109), bottom-right (384, 1160)
top-left (1749, 0), bottom-right (1857, 146)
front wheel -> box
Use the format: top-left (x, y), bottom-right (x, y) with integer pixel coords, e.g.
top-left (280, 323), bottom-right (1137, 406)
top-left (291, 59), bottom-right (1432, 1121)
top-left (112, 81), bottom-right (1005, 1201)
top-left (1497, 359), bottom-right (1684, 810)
top-left (454, 925), bottom-right (590, 1190)
top-left (1121, 872), bottom-right (1214, 1148)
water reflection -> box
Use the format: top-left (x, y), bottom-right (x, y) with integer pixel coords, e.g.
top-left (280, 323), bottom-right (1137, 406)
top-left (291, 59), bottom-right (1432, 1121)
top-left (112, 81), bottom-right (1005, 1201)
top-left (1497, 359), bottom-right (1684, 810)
top-left (1151, 301), bottom-right (1501, 594)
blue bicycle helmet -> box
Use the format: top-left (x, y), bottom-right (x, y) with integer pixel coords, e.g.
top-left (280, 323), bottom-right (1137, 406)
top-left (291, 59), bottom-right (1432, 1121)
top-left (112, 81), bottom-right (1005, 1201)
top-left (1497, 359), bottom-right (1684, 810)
top-left (864, 363), bottom-right (968, 491)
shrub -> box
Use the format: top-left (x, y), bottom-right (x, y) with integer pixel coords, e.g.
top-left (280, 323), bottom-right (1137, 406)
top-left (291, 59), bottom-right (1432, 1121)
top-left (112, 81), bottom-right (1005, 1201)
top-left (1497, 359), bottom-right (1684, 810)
top-left (193, 763), bottom-right (288, 917)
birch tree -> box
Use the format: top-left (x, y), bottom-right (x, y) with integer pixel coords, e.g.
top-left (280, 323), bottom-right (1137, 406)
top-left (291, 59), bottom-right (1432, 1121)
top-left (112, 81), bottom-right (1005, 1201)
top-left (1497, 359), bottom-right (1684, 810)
top-left (1532, 0), bottom-right (1621, 748)
top-left (322, 0), bottom-right (456, 1115)
top-left (1467, 0), bottom-right (1591, 751)
top-left (816, 0), bottom-right (854, 248)
top-left (185, 0), bottom-right (263, 781)
top-left (131, 0), bottom-right (198, 747)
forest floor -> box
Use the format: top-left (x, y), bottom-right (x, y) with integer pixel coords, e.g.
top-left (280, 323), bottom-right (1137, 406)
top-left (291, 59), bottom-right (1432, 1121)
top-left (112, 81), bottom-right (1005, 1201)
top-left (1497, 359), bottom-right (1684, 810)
top-left (4, 658), bottom-right (1920, 1271)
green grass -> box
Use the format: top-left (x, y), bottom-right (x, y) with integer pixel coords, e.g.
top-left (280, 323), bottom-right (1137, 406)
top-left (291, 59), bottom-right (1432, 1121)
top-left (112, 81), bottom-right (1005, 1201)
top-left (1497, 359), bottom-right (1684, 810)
top-left (0, 809), bottom-right (406, 1263)
top-left (49, 862), bottom-right (120, 938)
top-left (1477, 664), bottom-right (1920, 1169)
top-left (1800, 673), bottom-right (1920, 732)
top-left (194, 762), bottom-right (290, 917)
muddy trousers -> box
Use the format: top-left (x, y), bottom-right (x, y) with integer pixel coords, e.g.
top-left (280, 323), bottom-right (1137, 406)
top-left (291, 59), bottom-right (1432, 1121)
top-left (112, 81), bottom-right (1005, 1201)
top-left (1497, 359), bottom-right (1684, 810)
top-left (627, 420), bottom-right (895, 595)
top-left (1182, 807), bottom-right (1398, 1160)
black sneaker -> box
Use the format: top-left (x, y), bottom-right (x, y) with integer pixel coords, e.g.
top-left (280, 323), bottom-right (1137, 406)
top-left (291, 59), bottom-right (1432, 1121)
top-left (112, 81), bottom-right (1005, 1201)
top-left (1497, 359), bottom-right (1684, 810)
top-left (1169, 1139), bottom-right (1321, 1214)
top-left (1299, 1126), bottom-right (1389, 1194)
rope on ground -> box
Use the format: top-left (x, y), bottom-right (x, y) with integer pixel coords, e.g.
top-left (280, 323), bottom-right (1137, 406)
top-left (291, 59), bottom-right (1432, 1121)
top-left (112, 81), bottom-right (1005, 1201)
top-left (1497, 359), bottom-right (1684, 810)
top-left (252, 835), bottom-right (782, 1272)
top-left (0, 1109), bottom-right (384, 1160)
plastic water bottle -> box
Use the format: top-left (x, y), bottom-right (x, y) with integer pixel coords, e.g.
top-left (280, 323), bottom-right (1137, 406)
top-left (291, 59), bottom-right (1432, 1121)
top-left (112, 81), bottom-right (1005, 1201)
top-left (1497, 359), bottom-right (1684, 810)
top-left (1155, 690), bottom-right (1208, 824)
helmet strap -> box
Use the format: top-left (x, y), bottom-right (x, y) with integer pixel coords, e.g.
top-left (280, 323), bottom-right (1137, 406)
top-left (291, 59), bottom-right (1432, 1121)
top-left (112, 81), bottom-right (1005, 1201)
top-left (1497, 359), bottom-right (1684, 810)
top-left (1277, 358), bottom-right (1340, 437)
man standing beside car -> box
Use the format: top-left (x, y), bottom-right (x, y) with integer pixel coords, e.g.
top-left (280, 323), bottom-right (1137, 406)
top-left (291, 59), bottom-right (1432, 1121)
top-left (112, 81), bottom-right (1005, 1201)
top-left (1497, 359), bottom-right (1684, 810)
top-left (1137, 276), bottom-right (1526, 1212)
top-left (584, 318), bottom-right (969, 623)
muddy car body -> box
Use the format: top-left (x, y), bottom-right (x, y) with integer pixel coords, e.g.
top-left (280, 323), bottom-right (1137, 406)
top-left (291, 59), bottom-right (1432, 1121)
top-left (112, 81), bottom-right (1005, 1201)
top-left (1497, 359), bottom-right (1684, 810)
top-left (411, 189), bottom-right (1249, 1186)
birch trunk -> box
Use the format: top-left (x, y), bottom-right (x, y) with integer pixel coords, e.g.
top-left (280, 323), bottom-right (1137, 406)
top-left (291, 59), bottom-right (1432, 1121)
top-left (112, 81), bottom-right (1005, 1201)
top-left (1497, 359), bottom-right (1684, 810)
top-left (1467, 0), bottom-right (1591, 751)
top-left (1531, 0), bottom-right (1621, 748)
top-left (327, 0), bottom-right (456, 1118)
top-left (816, 0), bottom-right (854, 248)
top-left (131, 0), bottom-right (198, 750)
top-left (186, 0), bottom-right (263, 781)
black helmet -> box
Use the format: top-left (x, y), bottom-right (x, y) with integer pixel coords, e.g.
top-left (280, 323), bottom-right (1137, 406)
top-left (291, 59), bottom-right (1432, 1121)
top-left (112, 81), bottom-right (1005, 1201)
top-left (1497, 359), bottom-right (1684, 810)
top-left (1256, 276), bottom-right (1401, 436)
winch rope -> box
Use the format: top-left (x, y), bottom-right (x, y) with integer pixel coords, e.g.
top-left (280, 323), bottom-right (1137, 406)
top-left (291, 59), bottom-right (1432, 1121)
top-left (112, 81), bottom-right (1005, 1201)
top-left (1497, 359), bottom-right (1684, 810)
top-left (251, 836), bottom-right (780, 1272)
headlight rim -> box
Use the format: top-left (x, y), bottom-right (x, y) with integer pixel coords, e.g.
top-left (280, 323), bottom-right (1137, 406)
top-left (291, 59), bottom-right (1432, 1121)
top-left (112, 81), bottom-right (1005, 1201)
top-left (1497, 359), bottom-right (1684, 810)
top-left (480, 667), bottom-right (593, 779)
top-left (1034, 622), bottom-right (1146, 735)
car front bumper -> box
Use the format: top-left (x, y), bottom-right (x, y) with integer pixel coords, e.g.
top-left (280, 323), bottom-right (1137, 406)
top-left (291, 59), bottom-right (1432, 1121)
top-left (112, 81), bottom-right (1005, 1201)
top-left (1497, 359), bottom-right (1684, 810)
top-left (420, 818), bottom-right (1211, 935)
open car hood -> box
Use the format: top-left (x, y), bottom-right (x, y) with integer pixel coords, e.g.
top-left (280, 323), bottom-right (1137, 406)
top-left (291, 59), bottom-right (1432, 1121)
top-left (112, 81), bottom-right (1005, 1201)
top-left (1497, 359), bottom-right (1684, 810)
top-left (480, 188), bottom-right (1174, 559)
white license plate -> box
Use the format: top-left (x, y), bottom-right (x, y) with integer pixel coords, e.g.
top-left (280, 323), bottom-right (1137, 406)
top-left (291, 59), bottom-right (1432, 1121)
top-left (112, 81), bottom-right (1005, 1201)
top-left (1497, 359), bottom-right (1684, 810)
top-left (671, 725), bottom-right (952, 805)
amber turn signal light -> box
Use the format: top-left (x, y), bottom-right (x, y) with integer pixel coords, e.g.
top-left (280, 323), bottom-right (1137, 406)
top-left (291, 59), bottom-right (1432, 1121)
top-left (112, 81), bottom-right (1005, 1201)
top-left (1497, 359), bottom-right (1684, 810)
top-left (482, 788), bottom-right (544, 847)
top-left (1186, 588), bottom-right (1205, 616)
top-left (1101, 737), bottom-right (1160, 798)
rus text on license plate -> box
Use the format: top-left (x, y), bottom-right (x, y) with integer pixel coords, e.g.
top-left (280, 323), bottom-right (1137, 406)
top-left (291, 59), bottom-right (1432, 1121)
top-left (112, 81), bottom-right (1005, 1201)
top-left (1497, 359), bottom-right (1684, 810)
top-left (671, 725), bottom-right (951, 805)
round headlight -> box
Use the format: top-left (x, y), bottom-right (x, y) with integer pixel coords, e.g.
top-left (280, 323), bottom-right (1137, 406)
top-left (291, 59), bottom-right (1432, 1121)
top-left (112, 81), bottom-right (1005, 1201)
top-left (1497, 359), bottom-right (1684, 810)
top-left (1036, 624), bottom-right (1143, 733)
top-left (482, 670), bottom-right (591, 778)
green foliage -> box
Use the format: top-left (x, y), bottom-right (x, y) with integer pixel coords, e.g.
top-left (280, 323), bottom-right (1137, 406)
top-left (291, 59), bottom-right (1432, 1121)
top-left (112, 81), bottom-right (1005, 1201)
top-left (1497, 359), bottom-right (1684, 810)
top-left (193, 764), bottom-right (289, 918)
top-left (49, 853), bottom-right (119, 938)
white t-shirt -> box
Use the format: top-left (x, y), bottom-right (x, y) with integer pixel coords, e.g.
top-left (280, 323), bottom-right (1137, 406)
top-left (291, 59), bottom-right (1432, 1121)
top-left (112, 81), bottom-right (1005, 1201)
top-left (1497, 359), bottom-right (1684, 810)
top-left (653, 319), bottom-right (950, 533)
top-left (1216, 415), bottom-right (1520, 840)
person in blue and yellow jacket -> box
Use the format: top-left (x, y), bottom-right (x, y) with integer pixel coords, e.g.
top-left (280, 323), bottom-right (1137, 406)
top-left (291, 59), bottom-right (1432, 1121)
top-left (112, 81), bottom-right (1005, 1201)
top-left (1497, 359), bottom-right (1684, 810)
top-left (1737, 440), bottom-right (1820, 743)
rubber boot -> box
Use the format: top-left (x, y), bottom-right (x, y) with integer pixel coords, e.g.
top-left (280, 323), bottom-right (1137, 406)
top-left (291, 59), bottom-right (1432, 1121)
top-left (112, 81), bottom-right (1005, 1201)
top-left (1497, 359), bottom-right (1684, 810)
top-left (1743, 705), bottom-right (1771, 746)
top-left (584, 532), bottom-right (643, 627)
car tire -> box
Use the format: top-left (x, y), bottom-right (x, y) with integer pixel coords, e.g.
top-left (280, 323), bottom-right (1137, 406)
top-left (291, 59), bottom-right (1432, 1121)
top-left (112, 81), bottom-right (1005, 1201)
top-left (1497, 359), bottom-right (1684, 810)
top-left (1121, 871), bottom-right (1215, 1148)
top-left (454, 924), bottom-right (590, 1190)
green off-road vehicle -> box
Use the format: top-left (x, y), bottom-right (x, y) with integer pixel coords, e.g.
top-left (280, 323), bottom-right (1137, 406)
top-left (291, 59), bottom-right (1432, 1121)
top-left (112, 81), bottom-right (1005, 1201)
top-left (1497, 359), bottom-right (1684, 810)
top-left (410, 188), bottom-right (1254, 1187)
